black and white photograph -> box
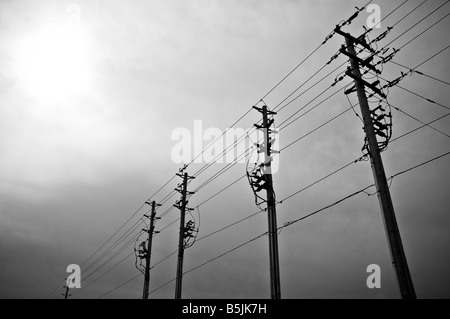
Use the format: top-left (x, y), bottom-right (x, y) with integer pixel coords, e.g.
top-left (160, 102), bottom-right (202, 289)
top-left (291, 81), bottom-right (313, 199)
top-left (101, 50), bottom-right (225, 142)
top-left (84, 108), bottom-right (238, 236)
top-left (0, 0), bottom-right (449, 303)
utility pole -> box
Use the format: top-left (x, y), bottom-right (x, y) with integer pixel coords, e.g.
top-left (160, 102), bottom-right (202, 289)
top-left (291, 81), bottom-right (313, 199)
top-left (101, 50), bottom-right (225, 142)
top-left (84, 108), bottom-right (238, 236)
top-left (341, 32), bottom-right (416, 299)
top-left (142, 200), bottom-right (161, 299)
top-left (62, 285), bottom-right (70, 299)
top-left (253, 104), bottom-right (281, 299)
top-left (174, 171), bottom-right (195, 299)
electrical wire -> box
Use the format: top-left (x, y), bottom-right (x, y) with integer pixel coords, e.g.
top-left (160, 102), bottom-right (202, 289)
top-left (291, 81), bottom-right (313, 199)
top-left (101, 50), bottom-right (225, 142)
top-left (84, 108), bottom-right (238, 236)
top-left (90, 112), bottom-right (450, 298)
top-left (414, 44), bottom-right (450, 69)
top-left (96, 272), bottom-right (142, 299)
top-left (394, 84), bottom-right (450, 111)
top-left (388, 60), bottom-right (450, 86)
top-left (46, 174), bottom-right (178, 298)
top-left (60, 0), bottom-right (450, 300)
top-left (71, 250), bottom-right (136, 297)
top-left (390, 0), bottom-right (428, 29)
top-left (279, 82), bottom-right (352, 132)
top-left (390, 112), bottom-right (450, 143)
top-left (397, 12), bottom-right (450, 51)
top-left (195, 174), bottom-right (247, 208)
top-left (146, 150), bottom-right (450, 299)
top-left (180, 4), bottom-right (378, 199)
top-left (151, 0), bottom-right (410, 221)
top-left (382, 0), bottom-right (448, 49)
top-left (390, 104), bottom-right (450, 138)
top-left (280, 106), bottom-right (355, 152)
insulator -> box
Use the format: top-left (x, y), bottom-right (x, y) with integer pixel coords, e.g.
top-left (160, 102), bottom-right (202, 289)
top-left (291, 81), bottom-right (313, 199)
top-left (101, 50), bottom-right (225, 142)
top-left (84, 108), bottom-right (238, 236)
top-left (370, 105), bottom-right (384, 114)
top-left (376, 130), bottom-right (388, 138)
top-left (372, 114), bottom-right (385, 122)
top-left (374, 122), bottom-right (388, 131)
top-left (344, 85), bottom-right (356, 95)
top-left (253, 181), bottom-right (269, 192)
top-left (322, 32), bottom-right (333, 45)
top-left (344, 10), bottom-right (359, 26)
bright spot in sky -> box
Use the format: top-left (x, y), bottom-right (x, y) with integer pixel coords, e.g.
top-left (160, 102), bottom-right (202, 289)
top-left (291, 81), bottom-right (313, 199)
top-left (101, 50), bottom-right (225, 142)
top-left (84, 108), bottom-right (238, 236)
top-left (15, 25), bottom-right (90, 103)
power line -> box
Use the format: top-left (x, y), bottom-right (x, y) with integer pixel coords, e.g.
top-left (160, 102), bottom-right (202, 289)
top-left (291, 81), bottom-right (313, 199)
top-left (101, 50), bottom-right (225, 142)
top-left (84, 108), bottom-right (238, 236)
top-left (96, 272), bottom-right (142, 299)
top-left (168, 103), bottom-right (391, 245)
top-left (393, 84), bottom-right (450, 111)
top-left (125, 158), bottom-right (371, 296)
top-left (389, 151), bottom-right (450, 178)
top-left (79, 203), bottom-right (145, 269)
top-left (79, 192), bottom-right (179, 285)
top-left (256, 0), bottom-right (373, 103)
top-left (52, 174), bottom-right (178, 298)
top-left (183, 0), bottom-right (349, 172)
top-left (279, 184), bottom-right (375, 231)
top-left (273, 62), bottom-right (347, 113)
top-left (384, 0), bottom-right (410, 23)
top-left (388, 60), bottom-right (450, 86)
top-left (196, 209), bottom-right (265, 243)
top-left (81, 175), bottom-right (176, 269)
top-left (275, 62), bottom-right (348, 114)
top-left (74, 35), bottom-right (449, 301)
top-left (184, 4), bottom-right (373, 182)
top-left (390, 112), bottom-right (450, 143)
top-left (71, 250), bottom-right (136, 297)
top-left (383, 0), bottom-right (448, 49)
top-left (47, 279), bottom-right (65, 299)
top-left (279, 80), bottom-right (350, 131)
top-left (64, 0), bottom-right (450, 299)
top-left (82, 231), bottom-right (141, 283)
top-left (278, 155), bottom-right (366, 203)
top-left (397, 12), bottom-right (450, 51)
top-left (281, 106), bottom-right (354, 151)
top-left (195, 174), bottom-right (247, 208)
top-left (146, 150), bottom-right (450, 298)
top-left (69, 232), bottom-right (143, 297)
top-left (128, 6), bottom-right (376, 254)
top-left (96, 107), bottom-right (449, 299)
top-left (390, 0), bottom-right (428, 29)
top-left (391, 104), bottom-right (450, 138)
top-left (189, 63), bottom-right (337, 183)
top-left (82, 217), bottom-right (146, 275)
top-left (194, 148), bottom-right (253, 193)
top-left (171, 0), bottom-right (415, 208)
top-left (368, 42), bottom-right (450, 111)
top-left (414, 44), bottom-right (450, 69)
top-left (166, 4), bottom-right (382, 208)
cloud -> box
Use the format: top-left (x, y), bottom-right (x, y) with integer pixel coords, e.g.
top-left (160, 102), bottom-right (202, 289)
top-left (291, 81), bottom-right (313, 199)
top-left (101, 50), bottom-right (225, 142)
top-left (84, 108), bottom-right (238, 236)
top-left (0, 0), bottom-right (449, 299)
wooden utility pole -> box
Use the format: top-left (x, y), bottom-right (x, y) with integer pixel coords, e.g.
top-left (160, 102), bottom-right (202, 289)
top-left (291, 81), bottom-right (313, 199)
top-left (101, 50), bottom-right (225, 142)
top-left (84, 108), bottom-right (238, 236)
top-left (62, 285), bottom-right (70, 299)
top-left (142, 200), bottom-right (160, 299)
top-left (174, 171), bottom-right (195, 299)
top-left (253, 104), bottom-right (281, 299)
top-left (343, 34), bottom-right (416, 299)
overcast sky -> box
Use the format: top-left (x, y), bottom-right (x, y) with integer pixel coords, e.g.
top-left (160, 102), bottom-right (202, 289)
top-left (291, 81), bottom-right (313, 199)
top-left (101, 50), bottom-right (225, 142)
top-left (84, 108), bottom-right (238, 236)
top-left (0, 0), bottom-right (449, 299)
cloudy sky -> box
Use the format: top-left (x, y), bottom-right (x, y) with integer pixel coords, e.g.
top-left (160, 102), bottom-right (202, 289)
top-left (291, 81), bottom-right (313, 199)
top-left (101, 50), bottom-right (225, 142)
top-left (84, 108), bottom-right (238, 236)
top-left (0, 0), bottom-right (449, 299)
